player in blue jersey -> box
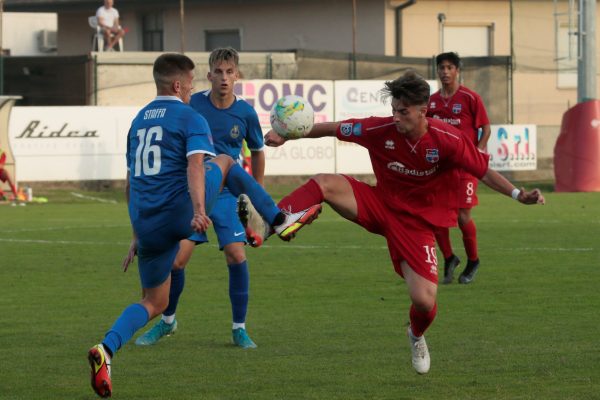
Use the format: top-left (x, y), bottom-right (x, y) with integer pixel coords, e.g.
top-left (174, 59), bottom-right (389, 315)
top-left (87, 53), bottom-right (321, 398)
top-left (134, 48), bottom-right (264, 349)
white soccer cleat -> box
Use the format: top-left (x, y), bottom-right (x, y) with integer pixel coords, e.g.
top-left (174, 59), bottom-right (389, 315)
top-left (407, 326), bottom-right (430, 374)
top-left (274, 205), bottom-right (322, 241)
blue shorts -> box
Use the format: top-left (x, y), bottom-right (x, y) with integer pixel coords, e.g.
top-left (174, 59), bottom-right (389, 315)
top-left (188, 188), bottom-right (247, 249)
top-left (136, 161), bottom-right (222, 288)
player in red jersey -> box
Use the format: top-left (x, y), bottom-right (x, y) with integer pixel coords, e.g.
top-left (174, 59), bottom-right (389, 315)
top-left (0, 148), bottom-right (19, 201)
top-left (255, 72), bottom-right (544, 374)
top-left (427, 52), bottom-right (491, 284)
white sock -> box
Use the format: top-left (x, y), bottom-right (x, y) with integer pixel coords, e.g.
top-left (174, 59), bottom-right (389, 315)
top-left (232, 322), bottom-right (246, 330)
top-left (162, 314), bottom-right (175, 325)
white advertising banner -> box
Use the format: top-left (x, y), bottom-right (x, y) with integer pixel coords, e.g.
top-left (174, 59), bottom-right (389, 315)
top-left (487, 125), bottom-right (537, 171)
top-left (235, 79), bottom-right (336, 175)
top-left (9, 106), bottom-right (136, 181)
top-left (333, 80), bottom-right (439, 174)
top-left (7, 86), bottom-right (534, 182)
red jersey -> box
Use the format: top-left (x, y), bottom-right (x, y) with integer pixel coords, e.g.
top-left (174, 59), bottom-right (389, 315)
top-left (336, 116), bottom-right (489, 227)
top-left (427, 85), bottom-right (489, 145)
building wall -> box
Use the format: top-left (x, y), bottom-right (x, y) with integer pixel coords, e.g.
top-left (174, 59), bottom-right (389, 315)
top-left (396, 0), bottom-right (510, 57)
top-left (160, 0), bottom-right (386, 54)
top-left (394, 0), bottom-right (600, 126)
top-left (3, 12), bottom-right (57, 56)
top-left (15, 1), bottom-right (600, 128)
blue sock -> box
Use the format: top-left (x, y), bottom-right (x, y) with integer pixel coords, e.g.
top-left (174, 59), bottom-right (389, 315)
top-left (225, 163), bottom-right (280, 225)
top-left (228, 261), bottom-right (249, 324)
top-left (163, 268), bottom-right (185, 317)
top-left (102, 303), bottom-right (149, 356)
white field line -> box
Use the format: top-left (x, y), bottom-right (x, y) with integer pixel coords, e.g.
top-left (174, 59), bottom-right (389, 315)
top-left (0, 237), bottom-right (594, 252)
top-left (0, 224), bottom-right (129, 233)
top-left (70, 192), bottom-right (118, 204)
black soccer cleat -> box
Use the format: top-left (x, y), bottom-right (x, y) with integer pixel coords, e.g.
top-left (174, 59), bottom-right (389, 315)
top-left (458, 259), bottom-right (480, 284)
top-left (442, 254), bottom-right (460, 284)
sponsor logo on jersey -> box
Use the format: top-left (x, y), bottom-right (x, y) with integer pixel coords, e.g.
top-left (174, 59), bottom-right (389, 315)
top-left (385, 140), bottom-right (395, 150)
top-left (340, 123), bottom-right (353, 136)
top-left (230, 125), bottom-right (240, 139)
top-left (452, 103), bottom-right (462, 114)
top-left (430, 102), bottom-right (436, 108)
top-left (425, 149), bottom-right (439, 163)
top-left (387, 161), bottom-right (439, 177)
top-left (352, 123), bottom-right (362, 136)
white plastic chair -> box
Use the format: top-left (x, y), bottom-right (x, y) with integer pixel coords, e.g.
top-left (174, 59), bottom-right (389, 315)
top-left (88, 16), bottom-right (123, 52)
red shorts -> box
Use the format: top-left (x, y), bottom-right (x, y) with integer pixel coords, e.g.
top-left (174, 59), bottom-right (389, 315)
top-left (0, 168), bottom-right (9, 182)
top-left (343, 175), bottom-right (439, 284)
top-left (459, 172), bottom-right (479, 209)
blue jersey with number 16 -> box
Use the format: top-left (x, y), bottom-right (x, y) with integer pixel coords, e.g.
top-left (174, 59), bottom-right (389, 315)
top-left (126, 96), bottom-right (215, 224)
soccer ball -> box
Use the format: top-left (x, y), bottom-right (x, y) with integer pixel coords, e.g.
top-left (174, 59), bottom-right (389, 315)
top-left (270, 95), bottom-right (314, 139)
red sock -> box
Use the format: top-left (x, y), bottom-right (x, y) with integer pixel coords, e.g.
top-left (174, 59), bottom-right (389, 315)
top-left (460, 219), bottom-right (478, 261)
top-left (435, 227), bottom-right (453, 259)
top-left (409, 303), bottom-right (437, 337)
top-left (277, 178), bottom-right (324, 213)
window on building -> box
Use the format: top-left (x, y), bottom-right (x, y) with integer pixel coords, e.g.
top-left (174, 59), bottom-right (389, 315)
top-left (205, 30), bottom-right (241, 51)
top-left (557, 25), bottom-right (577, 88)
top-left (442, 24), bottom-right (494, 56)
top-left (143, 12), bottom-right (163, 51)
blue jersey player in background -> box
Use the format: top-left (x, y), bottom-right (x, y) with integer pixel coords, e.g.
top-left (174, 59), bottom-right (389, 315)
top-left (134, 48), bottom-right (265, 349)
top-left (87, 53), bottom-right (322, 398)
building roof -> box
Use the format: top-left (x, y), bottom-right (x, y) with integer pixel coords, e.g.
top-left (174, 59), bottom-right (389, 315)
top-left (4, 0), bottom-right (291, 12)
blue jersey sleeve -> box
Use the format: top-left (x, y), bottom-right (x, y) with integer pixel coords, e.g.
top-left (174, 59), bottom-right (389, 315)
top-left (243, 107), bottom-right (264, 151)
top-left (185, 112), bottom-right (216, 157)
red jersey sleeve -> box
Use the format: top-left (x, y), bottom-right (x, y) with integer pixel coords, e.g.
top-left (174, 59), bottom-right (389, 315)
top-left (448, 130), bottom-right (489, 179)
top-left (336, 116), bottom-right (394, 146)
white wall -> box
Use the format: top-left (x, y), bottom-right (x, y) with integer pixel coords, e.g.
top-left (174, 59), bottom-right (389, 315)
top-left (3, 12), bottom-right (57, 56)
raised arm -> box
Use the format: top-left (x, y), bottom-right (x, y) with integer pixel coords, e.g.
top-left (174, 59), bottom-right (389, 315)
top-left (264, 122), bottom-right (340, 147)
top-left (481, 168), bottom-right (545, 205)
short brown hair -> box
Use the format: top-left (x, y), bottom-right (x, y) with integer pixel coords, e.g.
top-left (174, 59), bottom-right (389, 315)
top-left (382, 71), bottom-right (430, 106)
top-left (208, 47), bottom-right (239, 70)
top-left (153, 53), bottom-right (195, 88)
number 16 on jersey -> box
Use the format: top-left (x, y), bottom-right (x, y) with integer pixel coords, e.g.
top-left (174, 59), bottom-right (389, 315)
top-left (134, 126), bottom-right (163, 176)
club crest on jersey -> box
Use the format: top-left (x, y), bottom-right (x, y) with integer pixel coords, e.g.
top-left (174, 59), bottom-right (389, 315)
top-left (340, 123), bottom-right (353, 136)
top-left (385, 140), bottom-right (395, 150)
top-left (230, 125), bottom-right (240, 139)
top-left (452, 103), bottom-right (462, 114)
top-left (430, 102), bottom-right (436, 108)
top-left (425, 149), bottom-right (439, 163)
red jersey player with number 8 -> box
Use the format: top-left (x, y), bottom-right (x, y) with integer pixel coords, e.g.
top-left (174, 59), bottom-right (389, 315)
top-left (427, 52), bottom-right (491, 284)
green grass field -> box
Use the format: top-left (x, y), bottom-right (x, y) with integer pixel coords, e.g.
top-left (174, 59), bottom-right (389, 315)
top-left (1, 184), bottom-right (599, 399)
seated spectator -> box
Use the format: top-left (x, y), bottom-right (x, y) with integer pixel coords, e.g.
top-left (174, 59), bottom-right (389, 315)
top-left (96, 0), bottom-right (126, 51)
